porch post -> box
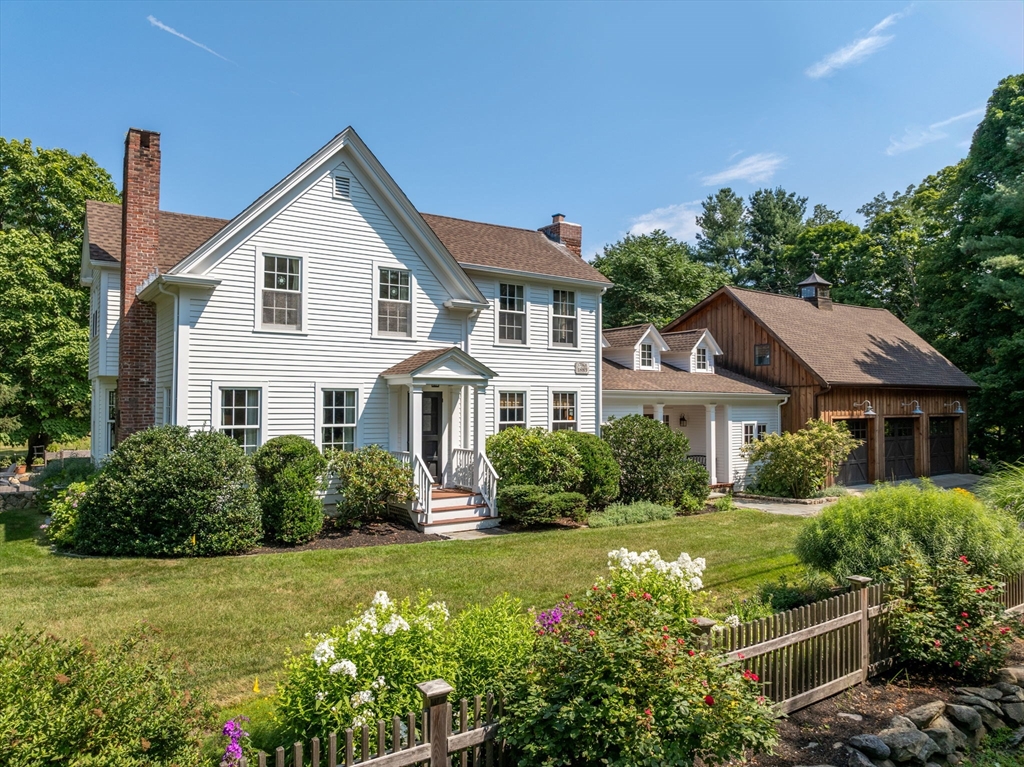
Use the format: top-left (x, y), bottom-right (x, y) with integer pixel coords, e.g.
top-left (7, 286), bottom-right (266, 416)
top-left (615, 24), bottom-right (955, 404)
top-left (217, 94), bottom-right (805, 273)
top-left (705, 403), bottom-right (718, 484)
top-left (411, 385), bottom-right (424, 465)
top-left (474, 385), bottom-right (486, 485)
top-left (653, 403), bottom-right (665, 425)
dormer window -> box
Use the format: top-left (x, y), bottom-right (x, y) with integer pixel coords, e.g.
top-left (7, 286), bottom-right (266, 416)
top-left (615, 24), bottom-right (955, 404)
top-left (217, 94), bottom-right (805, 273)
top-left (695, 347), bottom-right (708, 371)
top-left (640, 343), bottom-right (653, 368)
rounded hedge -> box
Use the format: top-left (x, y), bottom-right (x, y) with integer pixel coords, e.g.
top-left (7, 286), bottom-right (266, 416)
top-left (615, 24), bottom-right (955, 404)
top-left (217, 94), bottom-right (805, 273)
top-left (602, 415), bottom-right (693, 507)
top-left (253, 435), bottom-right (327, 545)
top-left (554, 430), bottom-right (620, 508)
top-left (485, 427), bottom-right (583, 490)
top-left (75, 426), bottom-right (263, 557)
top-left (795, 481), bottom-right (1024, 579)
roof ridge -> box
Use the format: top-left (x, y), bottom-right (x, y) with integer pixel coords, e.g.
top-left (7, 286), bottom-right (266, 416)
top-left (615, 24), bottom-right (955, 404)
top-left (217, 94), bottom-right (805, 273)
top-left (604, 322), bottom-right (652, 332)
top-left (726, 285), bottom-right (893, 313)
top-left (421, 212), bottom-right (551, 236)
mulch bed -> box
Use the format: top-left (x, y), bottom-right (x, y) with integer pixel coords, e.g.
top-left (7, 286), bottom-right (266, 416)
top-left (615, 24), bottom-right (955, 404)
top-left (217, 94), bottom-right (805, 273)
top-left (247, 520), bottom-right (444, 555)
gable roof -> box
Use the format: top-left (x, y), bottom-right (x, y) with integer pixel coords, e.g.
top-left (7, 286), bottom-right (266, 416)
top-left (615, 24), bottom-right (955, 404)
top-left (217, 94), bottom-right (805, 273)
top-left (420, 214), bottom-right (611, 285)
top-left (380, 347), bottom-right (496, 380)
top-left (601, 323), bottom-right (652, 349)
top-left (602, 360), bottom-right (786, 396)
top-left (666, 286), bottom-right (977, 389)
top-left (661, 329), bottom-right (705, 353)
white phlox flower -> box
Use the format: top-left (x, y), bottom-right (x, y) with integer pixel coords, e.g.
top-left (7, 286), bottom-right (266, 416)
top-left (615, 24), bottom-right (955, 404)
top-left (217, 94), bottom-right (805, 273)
top-left (315, 691), bottom-right (326, 701)
top-left (724, 614), bottom-right (741, 627)
top-left (606, 548), bottom-right (708, 593)
top-left (329, 659), bottom-right (358, 678)
top-left (312, 638), bottom-right (337, 666)
top-left (371, 591), bottom-right (394, 610)
top-left (371, 675), bottom-right (386, 690)
top-left (351, 689), bottom-right (374, 708)
top-left (383, 614), bottom-right (410, 635)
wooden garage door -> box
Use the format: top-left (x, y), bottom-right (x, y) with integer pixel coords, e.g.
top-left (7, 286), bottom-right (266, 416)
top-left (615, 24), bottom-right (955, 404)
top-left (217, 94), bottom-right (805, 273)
top-left (885, 418), bottom-right (916, 481)
top-left (837, 419), bottom-right (869, 486)
top-left (930, 417), bottom-right (956, 475)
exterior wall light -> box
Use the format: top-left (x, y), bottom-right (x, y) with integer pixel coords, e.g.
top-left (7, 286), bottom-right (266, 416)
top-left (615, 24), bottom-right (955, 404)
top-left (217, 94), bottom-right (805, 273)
top-left (901, 400), bottom-right (924, 416)
top-left (854, 400), bottom-right (876, 416)
top-left (679, 414), bottom-right (687, 427)
top-left (945, 400), bottom-right (964, 415)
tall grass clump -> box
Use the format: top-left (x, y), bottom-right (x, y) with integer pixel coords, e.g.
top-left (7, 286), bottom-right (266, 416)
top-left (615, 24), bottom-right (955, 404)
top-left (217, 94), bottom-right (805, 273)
top-left (796, 481), bottom-right (1024, 579)
top-left (587, 501), bottom-right (676, 528)
top-left (976, 460), bottom-right (1024, 523)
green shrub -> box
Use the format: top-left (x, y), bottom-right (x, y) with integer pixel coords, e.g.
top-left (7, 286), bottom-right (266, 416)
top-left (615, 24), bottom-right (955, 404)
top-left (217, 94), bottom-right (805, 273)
top-left (712, 495), bottom-right (734, 512)
top-left (276, 591), bottom-right (532, 744)
top-left (34, 456), bottom-right (97, 513)
top-left (976, 460), bottom-right (1024, 523)
top-left (741, 419), bottom-right (861, 499)
top-left (552, 430), bottom-right (619, 508)
top-left (504, 569), bottom-right (778, 765)
top-left (755, 571), bottom-right (836, 612)
top-left (602, 415), bottom-right (695, 507)
top-left (539, 491), bottom-right (588, 522)
top-left (328, 445), bottom-right (416, 526)
top-left (44, 481), bottom-right (88, 549)
top-left (588, 500), bottom-right (677, 528)
top-left (75, 426), bottom-right (262, 557)
top-left (497, 484), bottom-right (553, 526)
top-left (883, 553), bottom-right (1022, 679)
top-left (253, 435), bottom-right (328, 545)
top-left (485, 427), bottom-right (583, 490)
top-left (0, 627), bottom-right (210, 767)
top-left (795, 481), bottom-right (1024, 579)
top-left (671, 459), bottom-right (711, 512)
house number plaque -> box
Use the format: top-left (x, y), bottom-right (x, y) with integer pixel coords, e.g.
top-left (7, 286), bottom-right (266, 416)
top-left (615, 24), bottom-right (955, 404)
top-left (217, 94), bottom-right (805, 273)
top-left (574, 362), bottom-right (590, 375)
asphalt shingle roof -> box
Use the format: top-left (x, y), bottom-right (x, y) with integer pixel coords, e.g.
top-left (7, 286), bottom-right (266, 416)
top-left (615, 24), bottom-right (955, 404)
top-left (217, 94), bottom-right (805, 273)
top-left (602, 360), bottom-right (785, 395)
top-left (602, 324), bottom-right (652, 348)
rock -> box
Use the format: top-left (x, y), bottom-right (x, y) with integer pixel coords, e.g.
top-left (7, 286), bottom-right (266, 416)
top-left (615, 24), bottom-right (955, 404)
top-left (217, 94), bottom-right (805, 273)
top-left (976, 707), bottom-right (1006, 731)
top-left (923, 727), bottom-right (960, 755)
top-left (833, 742), bottom-right (843, 750)
top-left (875, 761), bottom-right (897, 767)
top-left (906, 700), bottom-right (946, 729)
top-left (849, 734), bottom-right (890, 760)
top-left (925, 716), bottom-right (968, 751)
top-left (955, 686), bottom-right (1003, 701)
top-left (952, 694), bottom-right (1001, 713)
top-left (1008, 725), bottom-right (1024, 748)
top-left (925, 762), bottom-right (943, 767)
top-left (838, 712), bottom-right (864, 721)
top-left (946, 753), bottom-right (963, 766)
top-left (889, 715), bottom-right (918, 731)
top-left (845, 748), bottom-right (875, 767)
top-left (1003, 701), bottom-right (1024, 723)
top-left (968, 724), bottom-right (987, 749)
top-left (802, 741), bottom-right (820, 749)
top-left (997, 667), bottom-right (1024, 685)
top-left (1003, 689), bottom-right (1024, 703)
top-left (878, 729), bottom-right (939, 763)
top-left (945, 703), bottom-right (983, 731)
top-left (994, 682), bottom-right (1023, 696)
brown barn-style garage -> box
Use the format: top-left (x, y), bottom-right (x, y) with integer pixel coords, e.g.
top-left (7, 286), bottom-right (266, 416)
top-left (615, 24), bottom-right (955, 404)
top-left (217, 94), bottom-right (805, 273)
top-left (663, 273), bottom-right (977, 484)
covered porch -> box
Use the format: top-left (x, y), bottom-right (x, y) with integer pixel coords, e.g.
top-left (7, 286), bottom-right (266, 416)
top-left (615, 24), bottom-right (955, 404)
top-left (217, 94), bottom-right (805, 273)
top-left (380, 348), bottom-right (500, 534)
top-left (638, 401), bottom-right (730, 486)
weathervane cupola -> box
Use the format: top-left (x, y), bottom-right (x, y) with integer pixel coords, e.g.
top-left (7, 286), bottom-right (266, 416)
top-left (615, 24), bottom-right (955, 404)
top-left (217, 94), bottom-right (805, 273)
top-left (797, 270), bottom-right (833, 311)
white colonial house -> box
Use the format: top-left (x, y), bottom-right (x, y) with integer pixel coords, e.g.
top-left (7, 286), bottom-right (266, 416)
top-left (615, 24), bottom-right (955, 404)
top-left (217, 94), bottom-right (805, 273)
top-left (82, 127), bottom-right (608, 534)
top-left (600, 323), bottom-right (789, 488)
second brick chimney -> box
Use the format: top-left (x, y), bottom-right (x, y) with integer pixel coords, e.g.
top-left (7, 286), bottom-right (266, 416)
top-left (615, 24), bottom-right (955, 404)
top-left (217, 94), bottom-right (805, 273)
top-left (117, 128), bottom-right (161, 442)
top-left (539, 213), bottom-right (582, 258)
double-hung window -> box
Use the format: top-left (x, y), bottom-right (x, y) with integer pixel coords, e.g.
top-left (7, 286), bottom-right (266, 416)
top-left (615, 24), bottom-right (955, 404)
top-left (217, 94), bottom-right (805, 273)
top-left (552, 290), bottom-right (577, 346)
top-left (743, 422), bottom-right (768, 445)
top-left (695, 347), bottom-right (708, 371)
top-left (640, 343), bottom-right (653, 368)
top-left (552, 392), bottom-right (577, 431)
top-left (378, 268), bottom-right (411, 336)
top-left (498, 392), bottom-right (526, 431)
top-left (107, 389), bottom-right (118, 450)
top-left (262, 255), bottom-right (302, 329)
top-left (757, 423), bottom-right (768, 440)
top-left (498, 284), bottom-right (526, 344)
top-left (220, 388), bottom-right (261, 454)
top-left (322, 389), bottom-right (357, 453)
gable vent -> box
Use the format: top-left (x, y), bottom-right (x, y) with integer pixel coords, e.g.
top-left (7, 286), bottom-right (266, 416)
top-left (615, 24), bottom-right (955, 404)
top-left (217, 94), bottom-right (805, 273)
top-left (334, 175), bottom-right (351, 199)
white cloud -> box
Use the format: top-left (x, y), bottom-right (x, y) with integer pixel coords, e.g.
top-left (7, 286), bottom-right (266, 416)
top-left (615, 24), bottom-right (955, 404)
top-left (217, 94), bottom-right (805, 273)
top-left (701, 153), bottom-right (786, 186)
top-left (805, 8), bottom-right (910, 79)
top-left (627, 201), bottom-right (703, 243)
top-left (886, 107), bottom-right (985, 155)
top-left (147, 15), bottom-right (234, 63)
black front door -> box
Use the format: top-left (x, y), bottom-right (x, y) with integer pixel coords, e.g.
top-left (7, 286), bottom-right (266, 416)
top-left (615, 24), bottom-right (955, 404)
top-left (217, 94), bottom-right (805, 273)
top-left (422, 392), bottom-right (442, 483)
top-left (885, 418), bottom-right (916, 480)
top-left (930, 417), bottom-right (956, 475)
top-left (837, 419), bottom-right (869, 486)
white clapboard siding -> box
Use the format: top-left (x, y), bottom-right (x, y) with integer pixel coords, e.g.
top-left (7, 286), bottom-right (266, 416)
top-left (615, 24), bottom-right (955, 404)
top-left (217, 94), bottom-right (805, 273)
top-left (88, 283), bottom-right (99, 379)
top-left (154, 297), bottom-right (174, 407)
top-left (102, 271), bottom-right (121, 377)
top-left (728, 403), bottom-right (780, 487)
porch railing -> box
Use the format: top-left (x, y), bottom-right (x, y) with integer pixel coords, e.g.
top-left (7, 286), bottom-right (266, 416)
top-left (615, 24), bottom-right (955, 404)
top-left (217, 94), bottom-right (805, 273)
top-left (478, 453), bottom-right (499, 517)
top-left (450, 448), bottom-right (475, 490)
top-left (687, 454), bottom-right (707, 468)
top-left (391, 450), bottom-right (411, 467)
top-left (412, 454), bottom-right (433, 524)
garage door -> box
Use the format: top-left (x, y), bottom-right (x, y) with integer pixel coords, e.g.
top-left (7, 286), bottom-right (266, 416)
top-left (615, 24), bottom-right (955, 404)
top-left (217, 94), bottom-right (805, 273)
top-left (930, 417), bottom-right (956, 475)
top-left (837, 419), bottom-right (869, 486)
top-left (885, 418), bottom-right (916, 480)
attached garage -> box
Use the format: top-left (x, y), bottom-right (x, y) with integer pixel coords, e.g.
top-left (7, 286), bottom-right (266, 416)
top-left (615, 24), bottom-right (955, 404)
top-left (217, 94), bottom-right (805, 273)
top-left (929, 417), bottom-right (957, 475)
top-left (884, 418), bottom-right (916, 481)
top-left (837, 418), bottom-right (869, 485)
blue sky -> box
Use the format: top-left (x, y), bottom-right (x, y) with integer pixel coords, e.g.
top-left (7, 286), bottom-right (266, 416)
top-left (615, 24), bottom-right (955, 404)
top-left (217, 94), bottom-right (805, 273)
top-left (1, 1), bottom-right (1021, 257)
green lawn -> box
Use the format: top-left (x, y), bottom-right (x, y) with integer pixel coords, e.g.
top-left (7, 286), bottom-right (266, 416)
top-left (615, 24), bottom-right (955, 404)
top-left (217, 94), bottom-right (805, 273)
top-left (0, 506), bottom-right (805, 705)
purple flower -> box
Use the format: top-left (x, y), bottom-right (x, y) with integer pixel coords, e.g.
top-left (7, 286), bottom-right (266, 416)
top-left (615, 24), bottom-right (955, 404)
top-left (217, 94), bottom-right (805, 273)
top-left (220, 716), bottom-right (250, 767)
top-left (536, 607), bottom-right (564, 630)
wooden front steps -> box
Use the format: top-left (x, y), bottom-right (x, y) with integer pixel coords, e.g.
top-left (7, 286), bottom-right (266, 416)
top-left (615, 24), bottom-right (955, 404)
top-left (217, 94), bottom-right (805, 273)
top-left (422, 486), bottom-right (499, 535)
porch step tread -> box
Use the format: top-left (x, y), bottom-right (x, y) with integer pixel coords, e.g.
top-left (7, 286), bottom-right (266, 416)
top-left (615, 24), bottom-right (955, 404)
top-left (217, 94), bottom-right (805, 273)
top-left (432, 503), bottom-right (489, 512)
top-left (431, 489), bottom-right (477, 498)
top-left (424, 515), bottom-right (499, 527)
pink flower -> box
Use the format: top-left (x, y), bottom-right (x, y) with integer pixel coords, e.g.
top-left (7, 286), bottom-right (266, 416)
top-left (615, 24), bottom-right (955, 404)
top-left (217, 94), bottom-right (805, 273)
top-left (644, 707), bottom-right (652, 717)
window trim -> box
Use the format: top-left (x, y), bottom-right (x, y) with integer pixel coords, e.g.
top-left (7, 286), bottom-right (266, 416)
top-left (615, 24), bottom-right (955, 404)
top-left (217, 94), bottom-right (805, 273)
top-left (754, 343), bottom-right (771, 367)
top-left (106, 386), bottom-right (118, 456)
top-left (370, 259), bottom-right (418, 340)
top-left (253, 247), bottom-right (309, 335)
top-left (495, 389), bottom-right (528, 432)
top-left (493, 281), bottom-right (530, 348)
top-left (315, 384), bottom-right (362, 453)
top-left (549, 388), bottom-right (581, 432)
top-left (743, 421), bottom-right (769, 445)
top-left (639, 342), bottom-right (654, 369)
top-left (549, 289), bottom-right (581, 351)
top-left (211, 380), bottom-right (269, 453)
top-left (693, 345), bottom-right (710, 372)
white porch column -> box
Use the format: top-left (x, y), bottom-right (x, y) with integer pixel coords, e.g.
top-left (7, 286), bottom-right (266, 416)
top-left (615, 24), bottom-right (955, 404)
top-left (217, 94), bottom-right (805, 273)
top-left (705, 403), bottom-right (718, 485)
top-left (473, 385), bottom-right (486, 484)
top-left (410, 385), bottom-right (424, 464)
top-left (653, 403), bottom-right (665, 425)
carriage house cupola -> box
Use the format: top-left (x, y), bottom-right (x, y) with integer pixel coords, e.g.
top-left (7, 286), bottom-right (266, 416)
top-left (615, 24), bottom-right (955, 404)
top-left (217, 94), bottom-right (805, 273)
top-left (797, 271), bottom-right (833, 311)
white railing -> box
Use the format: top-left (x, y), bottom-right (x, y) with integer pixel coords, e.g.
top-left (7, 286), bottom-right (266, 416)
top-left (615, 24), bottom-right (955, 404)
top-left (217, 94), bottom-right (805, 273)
top-left (478, 453), bottom-right (499, 517)
top-left (391, 450), bottom-right (411, 467)
top-left (413, 454), bottom-right (433, 523)
top-left (450, 448), bottom-right (475, 490)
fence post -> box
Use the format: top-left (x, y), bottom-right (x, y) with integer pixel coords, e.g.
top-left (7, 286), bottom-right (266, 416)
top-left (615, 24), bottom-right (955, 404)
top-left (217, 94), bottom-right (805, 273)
top-left (847, 575), bottom-right (872, 682)
top-left (418, 678), bottom-right (454, 767)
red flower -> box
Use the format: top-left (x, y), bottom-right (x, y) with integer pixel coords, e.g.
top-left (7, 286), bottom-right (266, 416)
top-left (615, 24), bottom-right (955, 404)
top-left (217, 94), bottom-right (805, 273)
top-left (956, 625), bottom-right (963, 632)
top-left (737, 652), bottom-right (745, 660)
top-left (662, 626), bottom-right (669, 632)
top-left (643, 593), bottom-right (652, 601)
top-left (588, 630), bottom-right (595, 637)
top-left (934, 640), bottom-right (942, 647)
top-left (743, 670), bottom-right (760, 682)
top-left (677, 638), bottom-right (686, 645)
top-left (1000, 627), bottom-right (1012, 635)
top-left (961, 612), bottom-right (969, 618)
top-left (644, 707), bottom-right (652, 717)
top-left (704, 695), bottom-right (715, 706)
top-left (959, 555), bottom-right (970, 564)
top-left (953, 660), bottom-right (961, 667)
top-left (595, 615), bottom-right (602, 621)
top-left (688, 649), bottom-right (696, 656)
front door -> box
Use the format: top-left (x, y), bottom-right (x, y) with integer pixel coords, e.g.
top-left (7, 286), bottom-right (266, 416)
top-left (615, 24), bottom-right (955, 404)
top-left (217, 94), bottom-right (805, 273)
top-left (837, 419), bottom-right (869, 486)
top-left (422, 392), bottom-right (442, 483)
top-left (884, 418), bottom-right (916, 480)
top-left (930, 417), bottom-right (956, 475)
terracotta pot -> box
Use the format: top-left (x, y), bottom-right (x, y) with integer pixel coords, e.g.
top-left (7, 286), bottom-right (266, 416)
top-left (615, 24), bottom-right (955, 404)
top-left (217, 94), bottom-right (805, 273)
top-left (14, 465), bottom-right (27, 475)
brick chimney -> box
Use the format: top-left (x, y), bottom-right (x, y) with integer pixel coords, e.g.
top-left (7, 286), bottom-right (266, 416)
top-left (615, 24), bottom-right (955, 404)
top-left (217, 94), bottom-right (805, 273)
top-left (117, 128), bottom-right (161, 442)
top-left (539, 213), bottom-right (582, 258)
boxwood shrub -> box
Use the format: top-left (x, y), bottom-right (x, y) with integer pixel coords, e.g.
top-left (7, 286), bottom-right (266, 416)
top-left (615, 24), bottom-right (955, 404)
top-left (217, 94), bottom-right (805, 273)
top-left (485, 427), bottom-right (583, 491)
top-left (75, 426), bottom-right (263, 557)
top-left (554, 430), bottom-right (620, 508)
top-left (253, 435), bottom-right (327, 544)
